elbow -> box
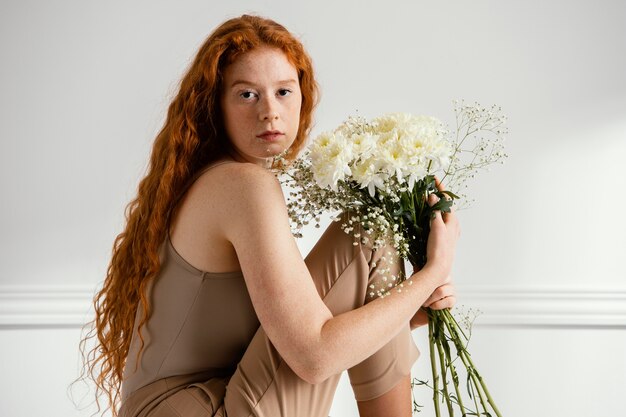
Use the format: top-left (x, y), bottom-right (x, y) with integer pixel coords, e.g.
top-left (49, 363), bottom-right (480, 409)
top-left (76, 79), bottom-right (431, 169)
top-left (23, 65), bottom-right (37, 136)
top-left (294, 367), bottom-right (329, 385)
top-left (289, 356), bottom-right (333, 385)
top-left (281, 319), bottom-right (338, 384)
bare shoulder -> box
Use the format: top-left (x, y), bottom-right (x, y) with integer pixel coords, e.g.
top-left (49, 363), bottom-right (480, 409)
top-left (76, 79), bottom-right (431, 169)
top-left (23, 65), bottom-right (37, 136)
top-left (168, 161), bottom-right (286, 273)
top-left (174, 161), bottom-right (273, 217)
top-left (197, 161), bottom-right (288, 235)
top-left (206, 162), bottom-right (286, 208)
top-left (216, 161), bottom-right (280, 184)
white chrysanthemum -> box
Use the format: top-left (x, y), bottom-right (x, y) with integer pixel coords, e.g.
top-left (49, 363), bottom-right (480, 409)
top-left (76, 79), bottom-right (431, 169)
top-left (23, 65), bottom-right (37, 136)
top-left (310, 132), bottom-right (353, 191)
top-left (424, 139), bottom-right (452, 171)
top-left (309, 112), bottom-right (451, 193)
top-left (372, 113), bottom-right (451, 184)
top-left (348, 131), bottom-right (377, 159)
top-left (351, 157), bottom-right (388, 197)
top-left (378, 139), bottom-right (410, 184)
top-left (310, 130), bottom-right (334, 153)
top-left (403, 160), bottom-right (429, 189)
top-left (370, 113), bottom-right (414, 134)
top-left (409, 115), bottom-right (444, 136)
top-left (375, 130), bottom-right (397, 148)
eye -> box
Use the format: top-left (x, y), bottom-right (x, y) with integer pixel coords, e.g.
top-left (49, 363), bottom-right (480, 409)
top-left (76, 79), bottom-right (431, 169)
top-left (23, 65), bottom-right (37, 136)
top-left (239, 90), bottom-right (258, 100)
top-left (277, 89), bottom-right (292, 97)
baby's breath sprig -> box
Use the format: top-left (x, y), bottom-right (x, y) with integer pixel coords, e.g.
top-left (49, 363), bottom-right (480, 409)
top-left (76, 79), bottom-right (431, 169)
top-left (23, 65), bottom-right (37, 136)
top-left (442, 100), bottom-right (508, 209)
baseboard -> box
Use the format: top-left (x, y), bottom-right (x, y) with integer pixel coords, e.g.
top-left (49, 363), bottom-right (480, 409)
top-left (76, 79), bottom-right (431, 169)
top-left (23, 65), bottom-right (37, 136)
top-left (1, 284), bottom-right (625, 329)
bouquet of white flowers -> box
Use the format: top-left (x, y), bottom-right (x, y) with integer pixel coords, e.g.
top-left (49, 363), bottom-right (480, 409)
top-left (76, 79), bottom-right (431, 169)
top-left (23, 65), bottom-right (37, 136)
top-left (273, 101), bottom-right (506, 417)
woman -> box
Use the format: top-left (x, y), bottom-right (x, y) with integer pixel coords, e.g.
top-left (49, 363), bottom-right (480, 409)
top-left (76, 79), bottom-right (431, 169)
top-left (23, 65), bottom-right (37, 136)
top-left (81, 14), bottom-right (459, 417)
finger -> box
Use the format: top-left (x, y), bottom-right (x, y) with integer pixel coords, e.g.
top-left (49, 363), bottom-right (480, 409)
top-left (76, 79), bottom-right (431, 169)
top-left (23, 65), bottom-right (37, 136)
top-left (430, 208), bottom-right (443, 226)
top-left (434, 176), bottom-right (445, 192)
top-left (423, 283), bottom-right (455, 307)
top-left (434, 178), bottom-right (455, 217)
top-left (440, 209), bottom-right (460, 237)
top-left (429, 295), bottom-right (457, 310)
top-left (426, 284), bottom-right (457, 308)
top-left (438, 282), bottom-right (456, 297)
top-left (428, 192), bottom-right (440, 207)
top-left (428, 194), bottom-right (444, 225)
top-left (442, 206), bottom-right (457, 224)
top-left (434, 178), bottom-right (451, 202)
top-left (447, 198), bottom-right (456, 214)
top-left (424, 295), bottom-right (456, 310)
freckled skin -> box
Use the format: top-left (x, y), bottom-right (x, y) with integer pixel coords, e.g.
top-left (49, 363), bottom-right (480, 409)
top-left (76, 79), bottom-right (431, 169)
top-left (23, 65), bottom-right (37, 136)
top-left (220, 47), bottom-right (302, 167)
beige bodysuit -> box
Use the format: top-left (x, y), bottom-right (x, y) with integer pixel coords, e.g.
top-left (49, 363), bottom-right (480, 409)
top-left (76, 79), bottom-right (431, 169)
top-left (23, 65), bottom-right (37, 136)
top-left (121, 235), bottom-right (260, 400)
top-left (119, 162), bottom-right (419, 417)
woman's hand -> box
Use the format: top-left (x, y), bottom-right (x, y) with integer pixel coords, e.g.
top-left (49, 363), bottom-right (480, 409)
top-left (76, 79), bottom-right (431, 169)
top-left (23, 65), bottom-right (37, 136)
top-left (423, 179), bottom-right (461, 287)
top-left (411, 178), bottom-right (460, 329)
top-left (409, 279), bottom-right (457, 330)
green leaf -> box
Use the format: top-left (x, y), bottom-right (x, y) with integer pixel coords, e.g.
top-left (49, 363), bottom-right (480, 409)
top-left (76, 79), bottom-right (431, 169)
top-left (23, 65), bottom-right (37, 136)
top-left (431, 198), bottom-right (454, 213)
top-left (442, 190), bottom-right (461, 200)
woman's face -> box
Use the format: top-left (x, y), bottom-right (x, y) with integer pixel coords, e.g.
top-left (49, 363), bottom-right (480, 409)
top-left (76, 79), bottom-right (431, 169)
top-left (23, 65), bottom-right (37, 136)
top-left (221, 47), bottom-right (302, 167)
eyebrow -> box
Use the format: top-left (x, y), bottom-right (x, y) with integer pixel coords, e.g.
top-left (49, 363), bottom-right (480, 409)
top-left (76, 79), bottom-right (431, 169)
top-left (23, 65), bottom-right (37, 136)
top-left (229, 79), bottom-right (298, 88)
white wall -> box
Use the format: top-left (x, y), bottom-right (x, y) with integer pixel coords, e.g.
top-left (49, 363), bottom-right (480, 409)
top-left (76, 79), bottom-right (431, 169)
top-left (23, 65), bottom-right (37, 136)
top-left (1, 1), bottom-right (625, 416)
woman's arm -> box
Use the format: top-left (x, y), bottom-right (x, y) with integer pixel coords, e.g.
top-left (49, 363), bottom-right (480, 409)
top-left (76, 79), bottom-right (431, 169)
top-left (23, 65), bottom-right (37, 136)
top-left (215, 163), bottom-right (460, 384)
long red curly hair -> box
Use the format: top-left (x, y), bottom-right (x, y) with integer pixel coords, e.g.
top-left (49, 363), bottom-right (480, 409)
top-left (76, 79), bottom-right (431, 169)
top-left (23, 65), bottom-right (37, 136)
top-left (79, 14), bottom-right (319, 415)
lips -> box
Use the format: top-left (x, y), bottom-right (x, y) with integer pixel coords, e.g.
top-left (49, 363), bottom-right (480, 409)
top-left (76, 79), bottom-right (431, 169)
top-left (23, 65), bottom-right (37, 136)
top-left (257, 130), bottom-right (284, 142)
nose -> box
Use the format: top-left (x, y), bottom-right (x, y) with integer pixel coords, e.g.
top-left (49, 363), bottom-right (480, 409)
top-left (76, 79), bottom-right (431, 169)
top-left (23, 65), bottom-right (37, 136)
top-left (258, 96), bottom-right (279, 121)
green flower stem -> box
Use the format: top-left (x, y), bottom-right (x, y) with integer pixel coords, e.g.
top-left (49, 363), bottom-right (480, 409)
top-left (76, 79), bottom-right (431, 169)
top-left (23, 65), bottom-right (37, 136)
top-left (442, 314), bottom-right (480, 413)
top-left (440, 324), bottom-right (467, 416)
top-left (428, 317), bottom-right (441, 417)
top-left (412, 377), bottom-right (477, 416)
top-left (440, 311), bottom-right (502, 417)
top-left (468, 367), bottom-right (490, 417)
top-left (436, 309), bottom-right (476, 417)
top-left (438, 313), bottom-right (481, 415)
top-left (444, 309), bottom-right (468, 341)
top-left (435, 334), bottom-right (454, 417)
top-left (468, 378), bottom-right (482, 417)
top-left (454, 338), bottom-right (502, 417)
top-left (441, 316), bottom-right (491, 417)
